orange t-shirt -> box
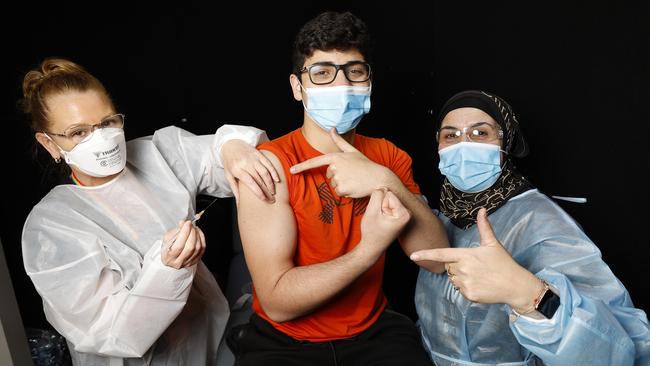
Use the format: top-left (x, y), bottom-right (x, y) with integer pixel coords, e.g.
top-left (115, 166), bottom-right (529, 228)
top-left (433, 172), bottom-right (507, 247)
top-left (254, 128), bottom-right (421, 341)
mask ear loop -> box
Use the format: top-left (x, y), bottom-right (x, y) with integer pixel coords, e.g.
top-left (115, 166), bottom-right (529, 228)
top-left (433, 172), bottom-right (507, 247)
top-left (297, 81), bottom-right (316, 123)
top-left (499, 149), bottom-right (508, 167)
top-left (298, 81), bottom-right (308, 111)
top-left (43, 133), bottom-right (69, 163)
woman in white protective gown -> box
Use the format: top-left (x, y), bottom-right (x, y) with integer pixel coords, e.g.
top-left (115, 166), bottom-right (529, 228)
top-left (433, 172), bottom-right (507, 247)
top-left (20, 57), bottom-right (279, 365)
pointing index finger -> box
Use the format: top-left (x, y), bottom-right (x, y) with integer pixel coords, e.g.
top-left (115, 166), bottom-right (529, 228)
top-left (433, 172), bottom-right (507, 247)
top-left (409, 247), bottom-right (472, 263)
top-left (290, 154), bottom-right (334, 174)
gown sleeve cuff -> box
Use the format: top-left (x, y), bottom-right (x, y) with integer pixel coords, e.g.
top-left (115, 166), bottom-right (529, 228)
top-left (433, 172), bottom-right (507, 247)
top-left (212, 124), bottom-right (269, 167)
top-left (130, 240), bottom-right (197, 300)
top-left (509, 276), bottom-right (560, 322)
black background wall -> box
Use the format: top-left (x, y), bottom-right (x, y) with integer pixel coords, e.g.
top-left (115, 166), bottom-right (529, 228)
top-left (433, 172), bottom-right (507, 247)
top-left (1, 1), bottom-right (648, 331)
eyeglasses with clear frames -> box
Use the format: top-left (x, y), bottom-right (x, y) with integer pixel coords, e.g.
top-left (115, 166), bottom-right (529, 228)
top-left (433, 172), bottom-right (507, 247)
top-left (45, 113), bottom-right (125, 145)
top-left (436, 122), bottom-right (503, 146)
top-left (300, 61), bottom-right (371, 85)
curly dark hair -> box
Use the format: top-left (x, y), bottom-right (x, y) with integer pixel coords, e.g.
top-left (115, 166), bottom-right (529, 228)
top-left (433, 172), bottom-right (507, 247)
top-left (292, 11), bottom-right (372, 78)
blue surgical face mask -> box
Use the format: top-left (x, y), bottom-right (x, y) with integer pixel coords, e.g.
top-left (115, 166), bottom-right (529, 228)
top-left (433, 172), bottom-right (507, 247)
top-left (302, 84), bottom-right (371, 134)
top-left (438, 141), bottom-right (503, 193)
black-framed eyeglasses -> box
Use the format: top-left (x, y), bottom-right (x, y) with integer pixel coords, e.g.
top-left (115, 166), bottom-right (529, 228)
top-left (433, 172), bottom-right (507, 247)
top-left (300, 61), bottom-right (372, 85)
top-left (44, 113), bottom-right (125, 145)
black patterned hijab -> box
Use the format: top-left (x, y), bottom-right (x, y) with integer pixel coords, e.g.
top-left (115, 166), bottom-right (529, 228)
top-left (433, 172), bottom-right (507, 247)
top-left (437, 90), bottom-right (534, 229)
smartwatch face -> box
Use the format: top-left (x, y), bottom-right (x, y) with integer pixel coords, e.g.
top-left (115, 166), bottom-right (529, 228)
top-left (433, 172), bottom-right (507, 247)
top-left (538, 290), bottom-right (560, 318)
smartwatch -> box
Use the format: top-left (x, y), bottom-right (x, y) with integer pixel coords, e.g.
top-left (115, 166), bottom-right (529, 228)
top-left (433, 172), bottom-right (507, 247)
top-left (537, 286), bottom-right (560, 319)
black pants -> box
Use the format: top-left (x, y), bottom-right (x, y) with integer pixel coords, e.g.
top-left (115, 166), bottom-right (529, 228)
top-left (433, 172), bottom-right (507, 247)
top-left (227, 310), bottom-right (434, 366)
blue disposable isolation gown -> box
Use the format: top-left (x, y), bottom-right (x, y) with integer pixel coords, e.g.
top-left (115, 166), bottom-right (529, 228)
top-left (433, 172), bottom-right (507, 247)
top-left (416, 189), bottom-right (650, 366)
top-left (22, 125), bottom-right (267, 365)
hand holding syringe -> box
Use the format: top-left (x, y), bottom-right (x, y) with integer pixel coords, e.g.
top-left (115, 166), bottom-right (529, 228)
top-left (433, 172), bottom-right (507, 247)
top-left (161, 198), bottom-right (217, 269)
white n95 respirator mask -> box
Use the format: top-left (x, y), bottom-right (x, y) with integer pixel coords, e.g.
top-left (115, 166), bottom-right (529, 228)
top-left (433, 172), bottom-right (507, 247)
top-left (58, 128), bottom-right (127, 177)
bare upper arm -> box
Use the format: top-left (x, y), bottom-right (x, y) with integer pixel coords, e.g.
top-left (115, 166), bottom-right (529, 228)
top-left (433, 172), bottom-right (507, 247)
top-left (236, 150), bottom-right (297, 303)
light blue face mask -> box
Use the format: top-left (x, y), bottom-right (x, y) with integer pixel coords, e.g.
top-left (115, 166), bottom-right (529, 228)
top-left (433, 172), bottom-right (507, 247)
top-left (438, 141), bottom-right (503, 193)
top-left (302, 85), bottom-right (371, 134)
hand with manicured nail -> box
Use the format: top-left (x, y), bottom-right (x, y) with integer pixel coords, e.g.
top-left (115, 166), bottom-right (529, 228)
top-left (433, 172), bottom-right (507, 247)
top-left (162, 220), bottom-right (206, 269)
top-left (221, 139), bottom-right (280, 203)
top-left (410, 208), bottom-right (543, 312)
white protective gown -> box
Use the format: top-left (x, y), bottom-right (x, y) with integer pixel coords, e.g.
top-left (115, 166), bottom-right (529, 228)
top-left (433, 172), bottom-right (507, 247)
top-left (416, 189), bottom-right (650, 366)
top-left (22, 125), bottom-right (267, 365)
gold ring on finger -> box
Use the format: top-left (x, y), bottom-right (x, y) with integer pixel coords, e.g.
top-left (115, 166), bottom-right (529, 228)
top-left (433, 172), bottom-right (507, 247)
top-left (447, 269), bottom-right (454, 277)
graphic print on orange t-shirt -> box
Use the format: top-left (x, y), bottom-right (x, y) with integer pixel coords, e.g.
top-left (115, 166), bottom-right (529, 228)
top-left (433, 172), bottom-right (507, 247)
top-left (317, 182), bottom-right (369, 223)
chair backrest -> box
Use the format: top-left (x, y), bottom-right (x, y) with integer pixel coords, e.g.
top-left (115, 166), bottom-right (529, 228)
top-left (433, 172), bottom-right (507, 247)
top-left (225, 201), bottom-right (253, 307)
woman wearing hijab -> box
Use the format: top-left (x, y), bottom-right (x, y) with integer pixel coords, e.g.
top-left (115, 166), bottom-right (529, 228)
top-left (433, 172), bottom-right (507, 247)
top-left (410, 90), bottom-right (650, 365)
